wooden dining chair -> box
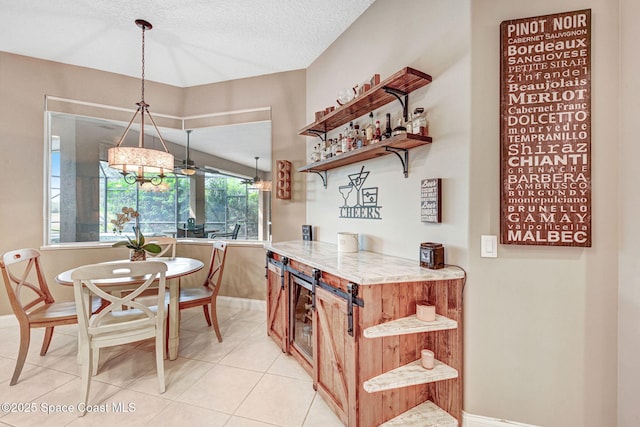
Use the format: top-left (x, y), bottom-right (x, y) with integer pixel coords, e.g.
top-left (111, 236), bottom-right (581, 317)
top-left (0, 248), bottom-right (101, 386)
top-left (178, 241), bottom-right (228, 341)
top-left (121, 236), bottom-right (177, 305)
top-left (71, 261), bottom-right (168, 415)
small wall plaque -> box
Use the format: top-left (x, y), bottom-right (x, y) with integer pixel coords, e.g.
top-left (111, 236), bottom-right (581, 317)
top-left (421, 178), bottom-right (442, 223)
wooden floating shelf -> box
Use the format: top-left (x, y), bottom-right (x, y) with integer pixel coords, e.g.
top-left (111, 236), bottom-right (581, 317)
top-left (363, 314), bottom-right (458, 339)
top-left (299, 67), bottom-right (432, 137)
top-left (298, 132), bottom-right (431, 174)
top-left (363, 359), bottom-right (458, 393)
top-left (380, 400), bottom-right (458, 427)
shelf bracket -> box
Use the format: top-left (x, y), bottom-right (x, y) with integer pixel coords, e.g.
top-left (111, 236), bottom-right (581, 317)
top-left (383, 86), bottom-right (409, 122)
top-left (309, 170), bottom-right (327, 188)
top-left (307, 130), bottom-right (326, 142)
top-left (384, 146), bottom-right (410, 178)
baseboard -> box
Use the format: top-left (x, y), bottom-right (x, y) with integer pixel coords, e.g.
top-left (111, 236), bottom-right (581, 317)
top-left (0, 314), bottom-right (18, 328)
top-left (463, 411), bottom-right (541, 427)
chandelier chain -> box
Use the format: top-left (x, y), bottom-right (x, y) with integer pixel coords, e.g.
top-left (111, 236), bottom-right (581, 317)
top-left (140, 23), bottom-right (145, 103)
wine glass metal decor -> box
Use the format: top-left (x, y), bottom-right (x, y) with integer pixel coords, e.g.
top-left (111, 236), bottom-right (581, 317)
top-left (338, 166), bottom-right (381, 220)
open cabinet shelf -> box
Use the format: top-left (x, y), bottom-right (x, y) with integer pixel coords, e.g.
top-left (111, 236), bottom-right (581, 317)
top-left (363, 313), bottom-right (457, 339)
top-left (380, 400), bottom-right (458, 427)
top-left (363, 359), bottom-right (458, 393)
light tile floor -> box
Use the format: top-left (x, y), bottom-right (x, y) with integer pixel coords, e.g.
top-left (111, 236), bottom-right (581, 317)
top-left (0, 301), bottom-right (345, 427)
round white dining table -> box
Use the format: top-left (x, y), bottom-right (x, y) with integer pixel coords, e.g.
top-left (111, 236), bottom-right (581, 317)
top-left (55, 257), bottom-right (204, 360)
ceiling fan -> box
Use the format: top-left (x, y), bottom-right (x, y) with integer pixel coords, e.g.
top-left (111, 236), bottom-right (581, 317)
top-left (242, 157), bottom-right (272, 191)
top-left (174, 129), bottom-right (219, 176)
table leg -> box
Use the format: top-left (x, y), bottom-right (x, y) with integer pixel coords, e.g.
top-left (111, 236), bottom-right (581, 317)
top-left (168, 278), bottom-right (180, 360)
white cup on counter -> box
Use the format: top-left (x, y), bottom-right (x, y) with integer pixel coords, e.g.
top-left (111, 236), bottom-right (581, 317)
top-left (337, 232), bottom-right (359, 252)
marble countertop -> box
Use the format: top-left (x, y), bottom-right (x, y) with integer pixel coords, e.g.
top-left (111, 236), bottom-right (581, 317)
top-left (264, 240), bottom-right (464, 285)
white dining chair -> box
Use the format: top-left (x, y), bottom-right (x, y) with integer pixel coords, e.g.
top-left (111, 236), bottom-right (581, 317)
top-left (71, 261), bottom-right (168, 415)
top-left (148, 236), bottom-right (177, 258)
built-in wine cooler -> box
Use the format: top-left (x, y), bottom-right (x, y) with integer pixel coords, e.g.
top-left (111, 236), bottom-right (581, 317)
top-left (289, 272), bottom-right (314, 361)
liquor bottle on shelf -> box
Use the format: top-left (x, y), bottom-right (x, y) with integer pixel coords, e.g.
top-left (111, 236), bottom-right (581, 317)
top-left (347, 122), bottom-right (355, 151)
top-left (412, 107), bottom-right (429, 136)
top-left (384, 113), bottom-right (392, 139)
top-left (392, 118), bottom-right (407, 136)
top-left (355, 125), bottom-right (363, 149)
top-left (365, 112), bottom-right (374, 144)
top-left (373, 120), bottom-right (381, 143)
top-left (405, 110), bottom-right (413, 135)
top-left (341, 132), bottom-right (349, 154)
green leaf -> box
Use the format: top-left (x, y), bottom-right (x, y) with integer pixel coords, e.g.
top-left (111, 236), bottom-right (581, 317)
top-left (143, 243), bottom-right (162, 254)
top-left (112, 241), bottom-right (130, 248)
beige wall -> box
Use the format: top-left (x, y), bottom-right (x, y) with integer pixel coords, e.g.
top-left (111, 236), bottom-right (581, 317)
top-left (618, 0), bottom-right (640, 425)
top-left (305, 0), bottom-right (623, 426)
top-left (470, 1), bottom-right (618, 426)
top-left (0, 52), bottom-right (307, 315)
top-left (36, 243), bottom-right (266, 305)
top-left (305, 0), bottom-right (471, 263)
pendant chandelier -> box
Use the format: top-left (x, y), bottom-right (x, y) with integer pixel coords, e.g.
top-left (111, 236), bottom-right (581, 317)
top-left (248, 157), bottom-right (272, 191)
top-left (107, 19), bottom-right (174, 186)
top-left (180, 130), bottom-right (197, 176)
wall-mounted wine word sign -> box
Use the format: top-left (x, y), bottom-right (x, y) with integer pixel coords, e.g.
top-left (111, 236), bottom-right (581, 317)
top-left (338, 166), bottom-right (382, 220)
top-left (500, 9), bottom-right (591, 247)
top-left (421, 179), bottom-right (442, 223)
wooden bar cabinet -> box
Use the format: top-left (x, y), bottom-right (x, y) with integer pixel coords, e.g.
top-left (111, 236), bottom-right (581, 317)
top-left (265, 241), bottom-right (464, 426)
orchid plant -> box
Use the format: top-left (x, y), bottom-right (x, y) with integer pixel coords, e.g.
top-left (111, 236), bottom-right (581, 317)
top-left (111, 207), bottom-right (161, 254)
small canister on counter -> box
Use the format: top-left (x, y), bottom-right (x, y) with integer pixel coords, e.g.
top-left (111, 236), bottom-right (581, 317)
top-left (419, 242), bottom-right (445, 269)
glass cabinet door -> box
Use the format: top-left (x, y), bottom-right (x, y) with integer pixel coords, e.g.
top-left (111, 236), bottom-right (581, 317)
top-left (290, 275), bottom-right (313, 360)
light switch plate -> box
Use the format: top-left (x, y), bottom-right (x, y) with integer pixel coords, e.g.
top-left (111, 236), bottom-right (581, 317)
top-left (481, 235), bottom-right (498, 258)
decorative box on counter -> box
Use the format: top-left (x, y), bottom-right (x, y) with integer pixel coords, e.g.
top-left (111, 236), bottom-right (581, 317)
top-left (419, 242), bottom-right (445, 269)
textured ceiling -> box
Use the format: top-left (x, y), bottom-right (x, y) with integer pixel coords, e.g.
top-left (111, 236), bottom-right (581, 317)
top-left (0, 0), bottom-right (375, 87)
top-left (1, 0), bottom-right (374, 173)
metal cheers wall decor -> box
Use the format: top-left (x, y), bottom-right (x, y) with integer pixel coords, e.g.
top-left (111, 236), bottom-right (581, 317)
top-left (500, 9), bottom-right (591, 247)
top-left (338, 166), bottom-right (381, 219)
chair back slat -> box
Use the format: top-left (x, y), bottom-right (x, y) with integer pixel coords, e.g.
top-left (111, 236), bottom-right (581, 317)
top-left (148, 236), bottom-right (177, 258)
top-left (205, 241), bottom-right (228, 297)
top-left (71, 261), bottom-right (167, 339)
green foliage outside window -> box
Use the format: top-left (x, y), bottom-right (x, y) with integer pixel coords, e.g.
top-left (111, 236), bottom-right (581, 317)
top-left (204, 176), bottom-right (259, 239)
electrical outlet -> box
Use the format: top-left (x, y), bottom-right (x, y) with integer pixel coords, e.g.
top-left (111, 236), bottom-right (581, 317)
top-left (481, 235), bottom-right (498, 258)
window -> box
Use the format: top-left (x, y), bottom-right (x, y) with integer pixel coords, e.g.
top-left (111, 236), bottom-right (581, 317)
top-left (46, 107), bottom-right (270, 244)
top-left (205, 176), bottom-right (260, 239)
top-left (99, 161), bottom-right (191, 240)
